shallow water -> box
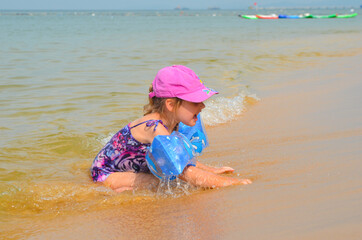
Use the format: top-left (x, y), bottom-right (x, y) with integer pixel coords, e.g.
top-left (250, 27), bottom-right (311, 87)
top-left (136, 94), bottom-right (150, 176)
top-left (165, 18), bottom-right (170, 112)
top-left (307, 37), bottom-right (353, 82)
top-left (0, 8), bottom-right (362, 239)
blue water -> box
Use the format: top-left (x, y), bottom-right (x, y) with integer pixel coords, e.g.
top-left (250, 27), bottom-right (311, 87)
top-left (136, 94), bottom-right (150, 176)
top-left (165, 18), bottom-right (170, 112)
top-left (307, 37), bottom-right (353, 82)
top-left (0, 9), bottom-right (361, 229)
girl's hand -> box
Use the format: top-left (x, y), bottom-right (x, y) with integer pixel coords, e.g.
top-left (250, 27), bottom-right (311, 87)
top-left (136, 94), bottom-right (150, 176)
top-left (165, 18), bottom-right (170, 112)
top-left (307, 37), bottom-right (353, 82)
top-left (213, 166), bottom-right (235, 174)
top-left (239, 178), bottom-right (252, 185)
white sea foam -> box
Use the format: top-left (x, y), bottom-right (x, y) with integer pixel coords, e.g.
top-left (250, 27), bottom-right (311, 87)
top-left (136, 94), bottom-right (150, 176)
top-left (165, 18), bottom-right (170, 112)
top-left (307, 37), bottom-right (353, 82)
top-left (98, 134), bottom-right (113, 146)
top-left (202, 91), bottom-right (259, 126)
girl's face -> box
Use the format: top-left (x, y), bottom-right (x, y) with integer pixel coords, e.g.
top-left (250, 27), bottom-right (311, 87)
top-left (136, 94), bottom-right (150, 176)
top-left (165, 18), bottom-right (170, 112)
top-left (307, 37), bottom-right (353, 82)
top-left (176, 101), bottom-right (205, 126)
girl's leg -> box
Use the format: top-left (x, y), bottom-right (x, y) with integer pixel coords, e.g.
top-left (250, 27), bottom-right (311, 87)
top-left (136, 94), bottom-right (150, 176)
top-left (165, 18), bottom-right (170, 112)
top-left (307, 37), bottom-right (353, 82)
top-left (179, 166), bottom-right (251, 188)
top-left (104, 172), bottom-right (159, 192)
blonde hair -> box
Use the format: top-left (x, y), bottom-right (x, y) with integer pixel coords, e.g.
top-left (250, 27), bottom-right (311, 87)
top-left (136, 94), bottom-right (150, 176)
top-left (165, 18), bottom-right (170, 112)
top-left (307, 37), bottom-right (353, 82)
top-left (143, 85), bottom-right (182, 131)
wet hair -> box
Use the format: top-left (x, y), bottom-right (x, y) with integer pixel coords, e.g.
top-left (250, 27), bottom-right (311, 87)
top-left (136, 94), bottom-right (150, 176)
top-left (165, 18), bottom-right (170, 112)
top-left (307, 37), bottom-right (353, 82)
top-left (143, 85), bottom-right (182, 131)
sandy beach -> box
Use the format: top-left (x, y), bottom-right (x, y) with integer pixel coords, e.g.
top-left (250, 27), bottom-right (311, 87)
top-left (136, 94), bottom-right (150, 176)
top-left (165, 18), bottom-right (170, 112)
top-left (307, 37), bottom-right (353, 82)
top-left (206, 54), bottom-right (362, 239)
top-left (5, 49), bottom-right (360, 240)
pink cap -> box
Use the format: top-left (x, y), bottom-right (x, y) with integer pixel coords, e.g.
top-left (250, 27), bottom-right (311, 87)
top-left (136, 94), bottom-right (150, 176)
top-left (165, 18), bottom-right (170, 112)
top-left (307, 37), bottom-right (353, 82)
top-left (149, 65), bottom-right (218, 102)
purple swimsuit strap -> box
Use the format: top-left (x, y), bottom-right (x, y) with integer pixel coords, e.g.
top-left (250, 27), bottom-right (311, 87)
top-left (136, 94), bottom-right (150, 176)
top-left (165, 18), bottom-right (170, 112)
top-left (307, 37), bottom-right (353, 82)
top-left (129, 119), bottom-right (168, 132)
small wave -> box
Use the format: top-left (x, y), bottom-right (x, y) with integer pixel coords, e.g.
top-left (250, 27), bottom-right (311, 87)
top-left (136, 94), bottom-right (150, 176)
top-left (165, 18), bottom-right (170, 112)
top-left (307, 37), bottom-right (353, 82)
top-left (202, 91), bottom-right (259, 126)
top-left (0, 179), bottom-right (200, 219)
top-left (97, 133), bottom-right (114, 146)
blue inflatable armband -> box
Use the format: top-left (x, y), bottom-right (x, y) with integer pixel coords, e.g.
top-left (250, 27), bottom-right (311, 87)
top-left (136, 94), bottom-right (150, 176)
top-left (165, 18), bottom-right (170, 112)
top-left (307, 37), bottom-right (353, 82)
top-left (146, 132), bottom-right (196, 180)
top-left (178, 113), bottom-right (208, 155)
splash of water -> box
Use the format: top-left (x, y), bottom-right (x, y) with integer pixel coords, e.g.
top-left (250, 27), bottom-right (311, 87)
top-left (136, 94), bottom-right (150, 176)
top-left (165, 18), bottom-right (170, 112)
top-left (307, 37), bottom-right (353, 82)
top-left (202, 91), bottom-right (260, 126)
top-left (156, 178), bottom-right (196, 197)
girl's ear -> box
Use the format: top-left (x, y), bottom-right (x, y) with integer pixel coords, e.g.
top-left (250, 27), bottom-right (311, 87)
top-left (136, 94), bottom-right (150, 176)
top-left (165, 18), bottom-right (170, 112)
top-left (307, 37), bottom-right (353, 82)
top-left (165, 98), bottom-right (175, 112)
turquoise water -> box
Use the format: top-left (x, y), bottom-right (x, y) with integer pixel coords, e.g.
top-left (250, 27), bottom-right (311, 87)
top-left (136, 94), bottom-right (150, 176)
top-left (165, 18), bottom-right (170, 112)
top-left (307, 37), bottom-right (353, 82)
top-left (0, 9), bottom-right (361, 232)
top-left (1, 9), bottom-right (361, 139)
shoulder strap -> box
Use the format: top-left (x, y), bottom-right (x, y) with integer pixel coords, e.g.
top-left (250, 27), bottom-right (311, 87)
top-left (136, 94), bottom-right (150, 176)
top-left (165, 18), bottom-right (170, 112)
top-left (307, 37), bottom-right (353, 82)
top-left (129, 120), bottom-right (151, 129)
top-left (130, 119), bottom-right (168, 132)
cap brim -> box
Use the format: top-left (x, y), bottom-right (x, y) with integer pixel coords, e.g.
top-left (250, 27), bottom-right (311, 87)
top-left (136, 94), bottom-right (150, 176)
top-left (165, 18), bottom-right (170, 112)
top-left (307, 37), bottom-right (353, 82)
top-left (177, 88), bottom-right (218, 102)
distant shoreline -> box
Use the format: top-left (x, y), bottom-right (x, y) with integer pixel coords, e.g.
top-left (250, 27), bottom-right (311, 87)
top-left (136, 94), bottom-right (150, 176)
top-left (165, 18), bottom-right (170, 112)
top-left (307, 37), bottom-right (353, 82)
top-left (0, 6), bottom-right (359, 12)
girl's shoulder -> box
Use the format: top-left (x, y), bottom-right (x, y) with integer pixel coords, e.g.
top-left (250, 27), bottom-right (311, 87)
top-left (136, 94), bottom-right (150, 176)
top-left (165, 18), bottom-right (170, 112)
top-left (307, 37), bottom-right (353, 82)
top-left (129, 114), bottom-right (169, 144)
top-left (129, 113), bottom-right (164, 129)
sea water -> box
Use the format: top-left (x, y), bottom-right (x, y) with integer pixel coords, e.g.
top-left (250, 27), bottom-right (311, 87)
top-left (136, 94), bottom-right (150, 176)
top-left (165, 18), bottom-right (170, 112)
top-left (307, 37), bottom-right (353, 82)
top-left (0, 8), bottom-right (361, 238)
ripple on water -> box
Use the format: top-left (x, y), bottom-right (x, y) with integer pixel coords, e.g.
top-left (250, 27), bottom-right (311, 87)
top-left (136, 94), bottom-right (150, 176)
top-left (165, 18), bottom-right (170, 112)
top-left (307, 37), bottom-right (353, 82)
top-left (0, 178), bottom-right (200, 221)
top-left (6, 107), bottom-right (81, 118)
top-left (0, 84), bottom-right (29, 91)
top-left (8, 76), bottom-right (33, 80)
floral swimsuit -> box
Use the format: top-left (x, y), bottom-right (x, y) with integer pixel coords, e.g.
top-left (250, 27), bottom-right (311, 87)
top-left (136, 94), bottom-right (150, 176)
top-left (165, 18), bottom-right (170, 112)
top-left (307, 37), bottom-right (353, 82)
top-left (91, 120), bottom-right (167, 182)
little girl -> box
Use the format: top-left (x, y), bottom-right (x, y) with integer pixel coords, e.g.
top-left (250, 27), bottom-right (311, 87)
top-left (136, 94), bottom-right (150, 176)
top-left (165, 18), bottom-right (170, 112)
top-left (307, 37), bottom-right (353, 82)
top-left (91, 65), bottom-right (252, 192)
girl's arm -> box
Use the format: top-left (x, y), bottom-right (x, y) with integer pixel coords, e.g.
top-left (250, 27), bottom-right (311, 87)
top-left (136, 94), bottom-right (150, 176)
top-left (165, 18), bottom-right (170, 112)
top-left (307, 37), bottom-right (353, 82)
top-left (196, 161), bottom-right (235, 174)
top-left (179, 166), bottom-right (251, 188)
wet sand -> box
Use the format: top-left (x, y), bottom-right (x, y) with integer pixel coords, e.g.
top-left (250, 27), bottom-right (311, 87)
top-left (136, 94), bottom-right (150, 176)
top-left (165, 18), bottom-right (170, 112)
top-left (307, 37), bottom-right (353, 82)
top-left (205, 54), bottom-right (362, 239)
top-left (5, 54), bottom-right (362, 240)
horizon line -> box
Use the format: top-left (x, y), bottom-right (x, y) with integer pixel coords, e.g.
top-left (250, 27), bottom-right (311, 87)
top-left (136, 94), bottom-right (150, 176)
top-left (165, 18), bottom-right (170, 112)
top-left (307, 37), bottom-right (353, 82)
top-left (0, 6), bottom-right (359, 11)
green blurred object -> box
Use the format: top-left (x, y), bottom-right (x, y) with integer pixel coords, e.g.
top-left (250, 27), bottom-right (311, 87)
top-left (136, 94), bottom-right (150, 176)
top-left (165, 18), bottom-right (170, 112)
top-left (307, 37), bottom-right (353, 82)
top-left (336, 13), bottom-right (358, 18)
top-left (304, 14), bottom-right (337, 18)
top-left (239, 14), bottom-right (257, 19)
